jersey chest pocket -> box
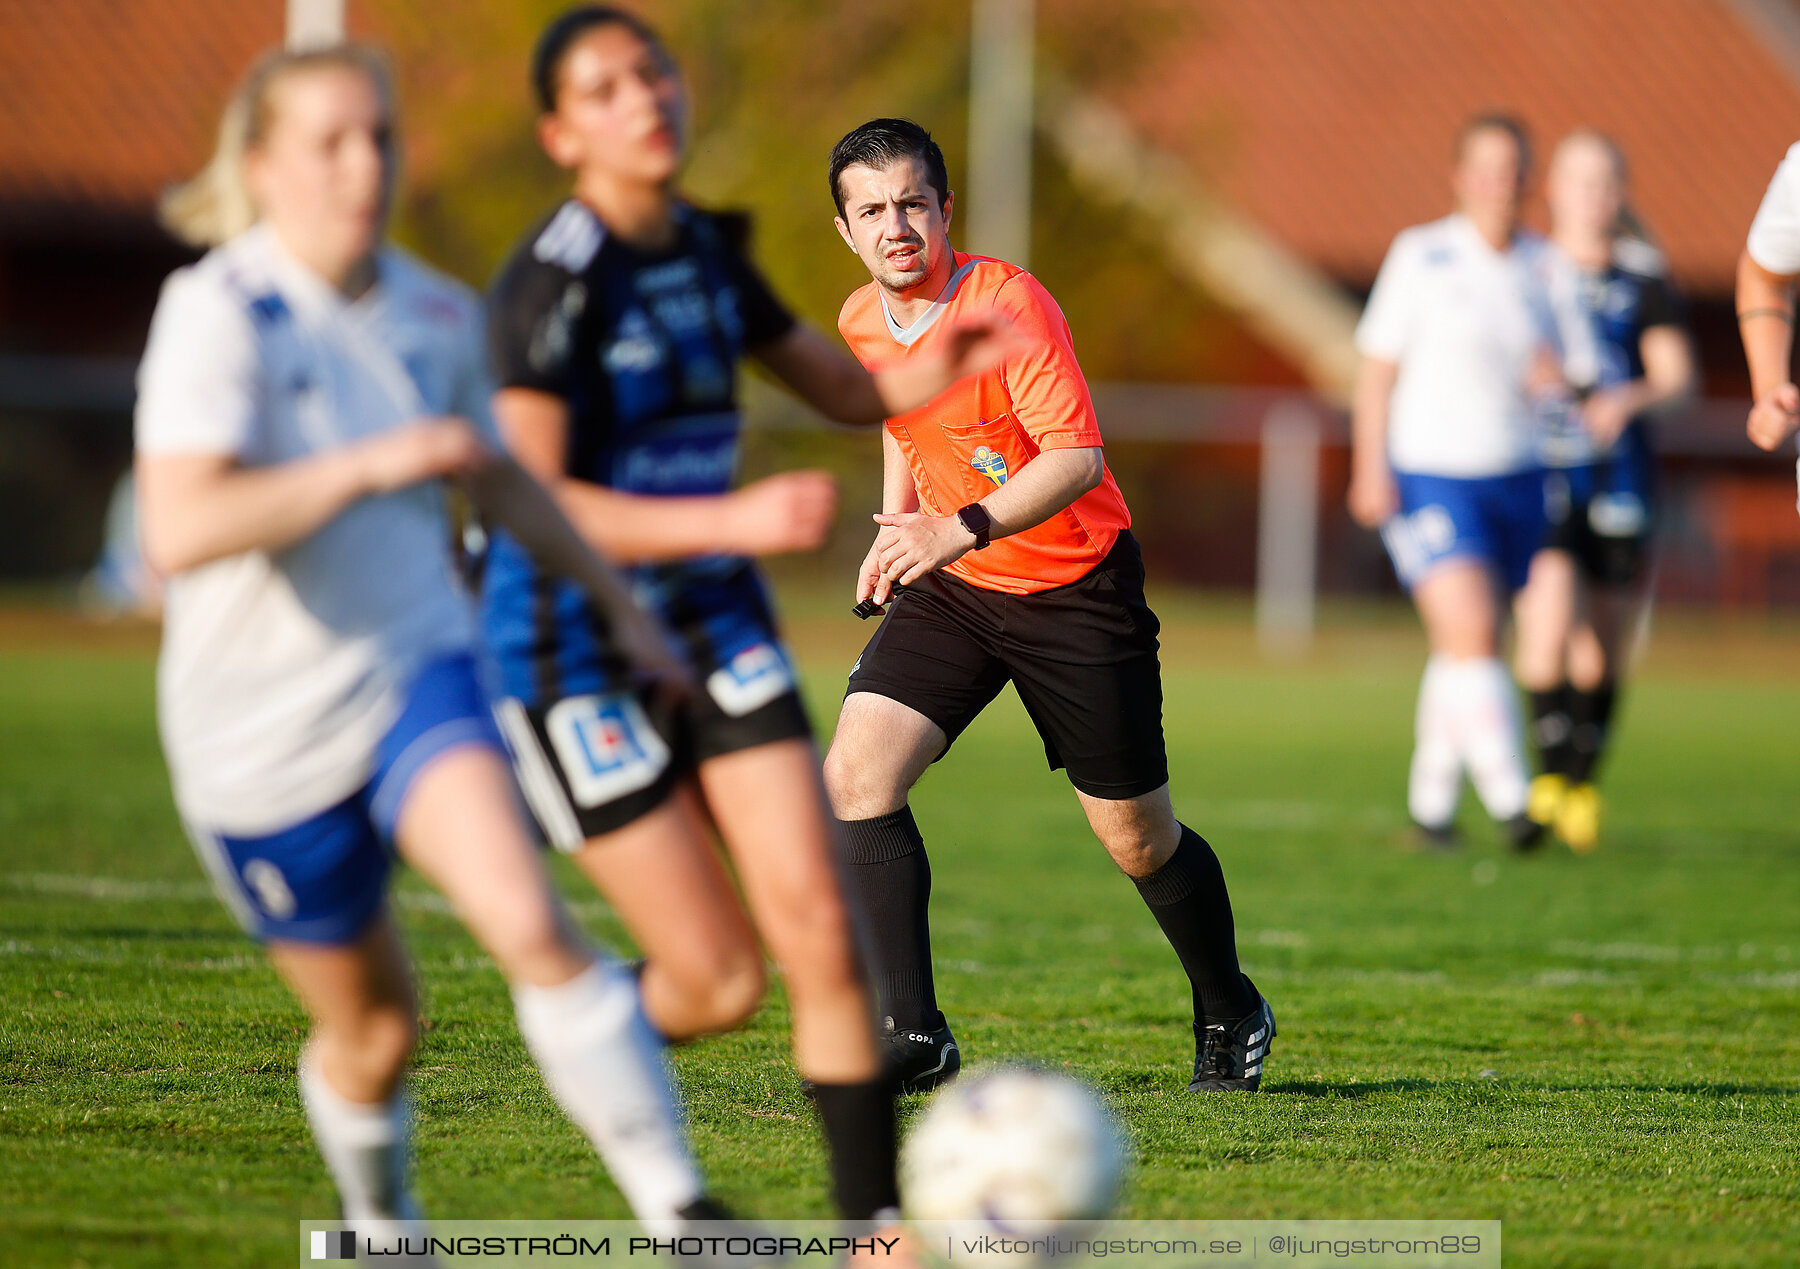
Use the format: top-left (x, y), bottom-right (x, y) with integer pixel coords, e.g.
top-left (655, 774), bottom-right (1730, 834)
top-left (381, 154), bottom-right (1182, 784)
top-left (940, 413), bottom-right (1034, 503)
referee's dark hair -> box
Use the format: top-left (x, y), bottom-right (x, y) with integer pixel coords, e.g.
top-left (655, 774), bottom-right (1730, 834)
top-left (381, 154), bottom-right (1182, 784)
top-left (829, 119), bottom-right (951, 218)
top-left (532, 4), bottom-right (670, 114)
top-left (1454, 111), bottom-right (1533, 174)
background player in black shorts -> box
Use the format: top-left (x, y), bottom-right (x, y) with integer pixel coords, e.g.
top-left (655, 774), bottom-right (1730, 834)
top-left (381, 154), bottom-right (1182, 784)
top-left (479, 9), bottom-right (1016, 1223)
top-left (822, 119), bottom-right (1273, 1095)
top-left (1514, 131), bottom-right (1695, 852)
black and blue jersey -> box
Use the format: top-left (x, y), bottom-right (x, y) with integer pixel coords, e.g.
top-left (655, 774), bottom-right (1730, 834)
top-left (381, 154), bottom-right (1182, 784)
top-left (1571, 236), bottom-right (1686, 505)
top-left (481, 200), bottom-right (797, 708)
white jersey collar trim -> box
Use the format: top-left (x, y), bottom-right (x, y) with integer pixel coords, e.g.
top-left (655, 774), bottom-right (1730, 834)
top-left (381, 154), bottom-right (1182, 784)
top-left (879, 256), bottom-right (982, 348)
top-left (1448, 212), bottom-right (1534, 260)
top-left (245, 223), bottom-right (393, 321)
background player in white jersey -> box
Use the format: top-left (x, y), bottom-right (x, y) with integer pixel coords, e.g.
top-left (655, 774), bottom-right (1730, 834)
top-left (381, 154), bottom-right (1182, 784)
top-left (139, 44), bottom-right (733, 1243)
top-left (1513, 132), bottom-right (1694, 852)
top-left (1349, 115), bottom-right (1597, 849)
top-left (1740, 141), bottom-right (1800, 458)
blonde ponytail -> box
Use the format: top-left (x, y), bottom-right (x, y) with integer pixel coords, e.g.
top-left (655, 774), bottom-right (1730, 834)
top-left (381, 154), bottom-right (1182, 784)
top-left (159, 44), bottom-right (395, 249)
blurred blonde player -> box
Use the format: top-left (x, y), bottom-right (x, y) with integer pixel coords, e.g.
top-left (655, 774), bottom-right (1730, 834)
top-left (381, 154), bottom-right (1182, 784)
top-left (139, 43), bottom-right (733, 1246)
top-left (1513, 132), bottom-right (1694, 852)
top-left (1740, 143), bottom-right (1800, 463)
top-left (1349, 115), bottom-right (1597, 849)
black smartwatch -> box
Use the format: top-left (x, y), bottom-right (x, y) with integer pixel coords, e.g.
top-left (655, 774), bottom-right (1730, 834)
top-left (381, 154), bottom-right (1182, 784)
top-left (956, 502), bottom-right (993, 550)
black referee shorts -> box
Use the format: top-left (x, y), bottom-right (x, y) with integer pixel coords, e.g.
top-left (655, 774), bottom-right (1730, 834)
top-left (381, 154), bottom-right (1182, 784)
top-left (845, 531), bottom-right (1169, 800)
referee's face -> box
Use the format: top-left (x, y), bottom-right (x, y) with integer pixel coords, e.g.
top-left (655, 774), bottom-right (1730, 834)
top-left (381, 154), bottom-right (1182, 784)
top-left (834, 158), bottom-right (955, 297)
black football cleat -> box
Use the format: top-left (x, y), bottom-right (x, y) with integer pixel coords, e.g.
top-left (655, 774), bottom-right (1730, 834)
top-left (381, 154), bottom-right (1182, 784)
top-left (1402, 820), bottom-right (1461, 852)
top-left (676, 1196), bottom-right (738, 1223)
top-left (674, 1198), bottom-right (790, 1269)
top-left (1502, 811), bottom-right (1547, 852)
top-left (1188, 979), bottom-right (1275, 1092)
top-left (796, 1018), bottom-right (960, 1099)
top-left (884, 1017), bottom-right (961, 1093)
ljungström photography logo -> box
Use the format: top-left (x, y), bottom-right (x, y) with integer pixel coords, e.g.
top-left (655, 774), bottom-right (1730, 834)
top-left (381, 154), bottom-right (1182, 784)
top-left (310, 1229), bottom-right (355, 1260)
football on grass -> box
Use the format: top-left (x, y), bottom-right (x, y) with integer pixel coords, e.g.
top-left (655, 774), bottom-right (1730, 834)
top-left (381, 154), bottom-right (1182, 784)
top-left (899, 1066), bottom-right (1126, 1227)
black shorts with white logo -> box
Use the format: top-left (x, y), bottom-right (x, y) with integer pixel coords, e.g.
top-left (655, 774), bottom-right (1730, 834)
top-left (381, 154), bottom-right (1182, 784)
top-left (1544, 473), bottom-right (1654, 588)
top-left (845, 531), bottom-right (1169, 800)
top-left (1545, 498), bottom-right (1651, 588)
top-left (496, 644), bottom-right (813, 847)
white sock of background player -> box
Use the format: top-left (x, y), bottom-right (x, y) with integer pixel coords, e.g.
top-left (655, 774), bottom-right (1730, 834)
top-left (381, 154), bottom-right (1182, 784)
top-left (1441, 656), bottom-right (1530, 821)
top-left (299, 1047), bottom-right (421, 1226)
top-left (512, 958), bottom-right (703, 1233)
top-left (1408, 656), bottom-right (1463, 830)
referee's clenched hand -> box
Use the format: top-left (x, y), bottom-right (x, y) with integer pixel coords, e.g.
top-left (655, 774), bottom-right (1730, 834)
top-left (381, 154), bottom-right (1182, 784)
top-left (872, 511), bottom-right (979, 587)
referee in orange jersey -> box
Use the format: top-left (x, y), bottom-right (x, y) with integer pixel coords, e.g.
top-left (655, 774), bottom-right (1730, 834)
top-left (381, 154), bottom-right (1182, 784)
top-left (820, 118), bottom-right (1273, 1094)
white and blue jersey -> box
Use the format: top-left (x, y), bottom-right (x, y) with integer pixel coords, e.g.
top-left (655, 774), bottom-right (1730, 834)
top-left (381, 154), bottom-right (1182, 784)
top-left (1356, 215), bottom-right (1597, 590)
top-left (481, 202), bottom-right (798, 710)
top-left (134, 225), bottom-right (508, 943)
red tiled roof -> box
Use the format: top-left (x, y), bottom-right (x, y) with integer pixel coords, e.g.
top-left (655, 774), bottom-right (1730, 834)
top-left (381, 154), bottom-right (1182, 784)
top-left (1095, 0), bottom-right (1800, 294)
top-left (0, 1), bottom-right (279, 225)
top-left (7, 0), bottom-right (1795, 301)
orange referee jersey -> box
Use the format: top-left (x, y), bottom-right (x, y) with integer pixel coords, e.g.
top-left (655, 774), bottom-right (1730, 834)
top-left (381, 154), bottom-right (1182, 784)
top-left (837, 252), bottom-right (1131, 595)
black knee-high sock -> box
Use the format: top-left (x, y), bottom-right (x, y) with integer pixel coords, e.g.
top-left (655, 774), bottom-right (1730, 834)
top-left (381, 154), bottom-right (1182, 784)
top-left (837, 807), bottom-right (941, 1032)
top-left (1529, 683), bottom-right (1576, 777)
top-left (1566, 681), bottom-right (1618, 784)
top-left (1132, 825), bottom-right (1254, 1025)
top-left (811, 1078), bottom-right (900, 1220)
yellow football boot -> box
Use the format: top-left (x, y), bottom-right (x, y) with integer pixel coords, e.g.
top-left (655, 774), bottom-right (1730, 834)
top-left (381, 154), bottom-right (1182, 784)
top-left (1527, 773), bottom-right (1568, 828)
top-left (1556, 782), bottom-right (1602, 854)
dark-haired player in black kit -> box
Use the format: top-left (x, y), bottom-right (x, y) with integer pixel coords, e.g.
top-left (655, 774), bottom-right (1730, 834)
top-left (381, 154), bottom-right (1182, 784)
top-left (479, 6), bottom-right (1017, 1224)
top-left (1514, 131), bottom-right (1694, 853)
top-left (821, 118), bottom-right (1272, 1095)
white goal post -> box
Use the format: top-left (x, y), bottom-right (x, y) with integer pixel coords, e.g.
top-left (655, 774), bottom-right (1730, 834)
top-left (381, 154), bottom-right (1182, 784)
top-left (287, 0), bottom-right (346, 50)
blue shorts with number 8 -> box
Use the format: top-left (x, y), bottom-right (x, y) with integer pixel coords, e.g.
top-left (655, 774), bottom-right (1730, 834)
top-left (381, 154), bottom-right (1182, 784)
top-left (1379, 469), bottom-right (1549, 593)
top-left (184, 653), bottom-right (507, 946)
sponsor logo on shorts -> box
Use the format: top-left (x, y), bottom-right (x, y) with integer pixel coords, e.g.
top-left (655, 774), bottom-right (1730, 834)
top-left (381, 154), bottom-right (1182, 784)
top-left (970, 444), bottom-right (1009, 486)
top-left (545, 693), bottom-right (672, 808)
top-left (706, 642), bottom-right (796, 719)
top-left (1588, 491), bottom-right (1647, 538)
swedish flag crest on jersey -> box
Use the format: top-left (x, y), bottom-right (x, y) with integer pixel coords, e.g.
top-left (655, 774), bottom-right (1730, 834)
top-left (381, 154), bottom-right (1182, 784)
top-left (970, 444), bottom-right (1009, 486)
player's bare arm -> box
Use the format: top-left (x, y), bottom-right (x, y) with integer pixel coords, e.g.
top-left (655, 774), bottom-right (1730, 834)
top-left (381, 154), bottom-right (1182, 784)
top-left (493, 385), bottom-right (838, 561)
top-left (1737, 249), bottom-right (1799, 451)
top-left (1347, 356), bottom-right (1400, 528)
top-left (755, 318), bottom-right (1022, 426)
top-left (872, 445), bottom-right (1104, 587)
top-left (1582, 323), bottom-right (1696, 447)
top-left (137, 418), bottom-right (489, 575)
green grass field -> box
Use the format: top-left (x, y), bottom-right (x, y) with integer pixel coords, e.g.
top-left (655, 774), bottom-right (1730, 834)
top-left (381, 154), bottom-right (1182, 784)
top-left (2, 594), bottom-right (1797, 1268)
